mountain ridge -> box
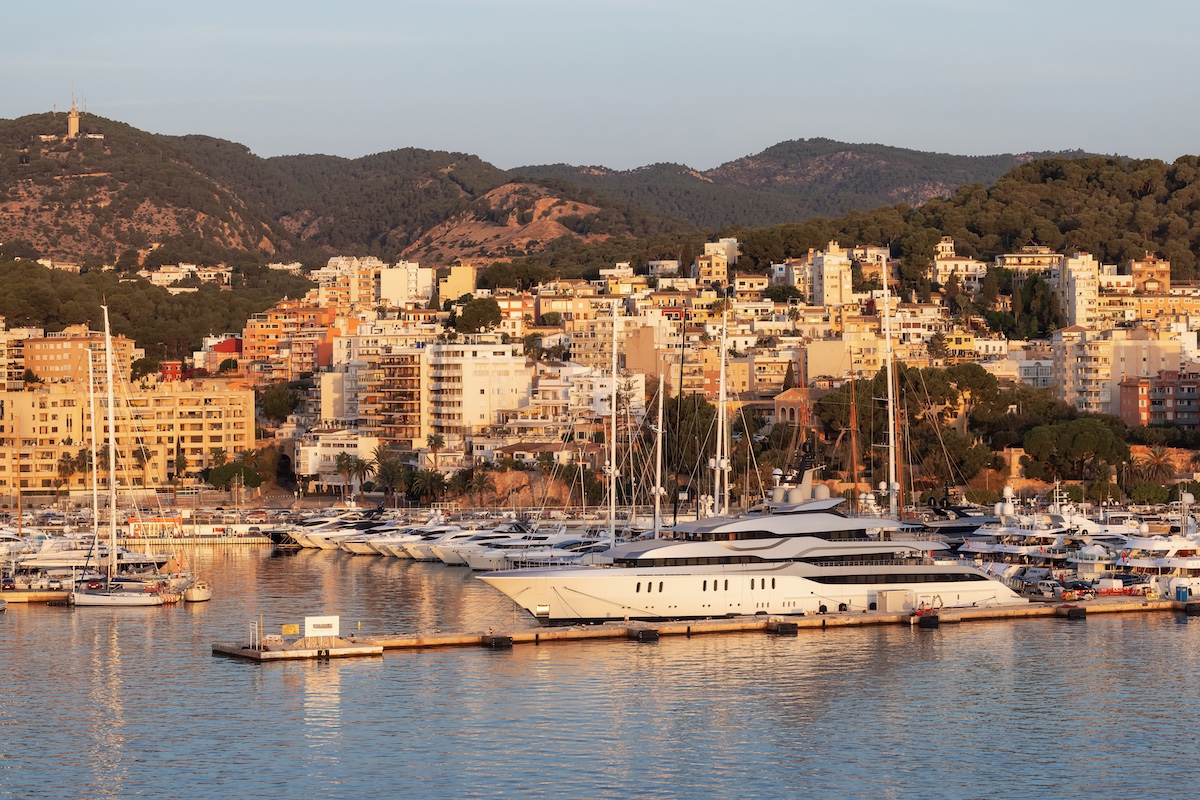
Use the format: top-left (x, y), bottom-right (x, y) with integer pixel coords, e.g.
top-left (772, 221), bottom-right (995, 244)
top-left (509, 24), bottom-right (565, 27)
top-left (0, 110), bottom-right (1094, 264)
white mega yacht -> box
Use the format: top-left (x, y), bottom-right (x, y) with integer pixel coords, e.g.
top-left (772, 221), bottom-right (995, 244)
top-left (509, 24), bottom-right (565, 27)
top-left (479, 493), bottom-right (1028, 625)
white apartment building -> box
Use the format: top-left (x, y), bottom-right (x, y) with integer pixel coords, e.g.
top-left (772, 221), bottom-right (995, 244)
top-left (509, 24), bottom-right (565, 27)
top-left (931, 237), bottom-right (987, 293)
top-left (1051, 252), bottom-right (1100, 327)
top-left (811, 241), bottom-right (854, 307)
top-left (379, 261), bottom-right (434, 307)
top-left (426, 336), bottom-right (532, 448)
top-left (995, 245), bottom-right (1064, 276)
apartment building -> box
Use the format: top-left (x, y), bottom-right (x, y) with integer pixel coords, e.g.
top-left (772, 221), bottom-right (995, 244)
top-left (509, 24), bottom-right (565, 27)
top-left (23, 325), bottom-right (141, 384)
top-left (0, 378), bottom-right (253, 496)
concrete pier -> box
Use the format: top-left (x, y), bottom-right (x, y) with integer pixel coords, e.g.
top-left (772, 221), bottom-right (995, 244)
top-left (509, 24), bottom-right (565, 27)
top-left (362, 596), bottom-right (1184, 652)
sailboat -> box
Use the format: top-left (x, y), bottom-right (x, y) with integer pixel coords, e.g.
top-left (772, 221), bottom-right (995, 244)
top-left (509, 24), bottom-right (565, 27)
top-left (69, 306), bottom-right (165, 607)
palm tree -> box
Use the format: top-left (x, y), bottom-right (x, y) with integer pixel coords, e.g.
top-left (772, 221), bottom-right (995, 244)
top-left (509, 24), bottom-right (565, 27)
top-left (350, 456), bottom-right (374, 503)
top-left (131, 443), bottom-right (152, 487)
top-left (449, 469), bottom-right (472, 502)
top-left (211, 448), bottom-right (229, 469)
top-left (427, 433), bottom-right (445, 470)
top-left (372, 444), bottom-right (397, 470)
top-left (470, 468), bottom-right (496, 507)
top-left (56, 453), bottom-right (76, 506)
top-left (334, 451), bottom-right (354, 502)
top-left (410, 469), bottom-right (446, 505)
top-left (1141, 446), bottom-right (1176, 485)
top-left (375, 460), bottom-right (409, 508)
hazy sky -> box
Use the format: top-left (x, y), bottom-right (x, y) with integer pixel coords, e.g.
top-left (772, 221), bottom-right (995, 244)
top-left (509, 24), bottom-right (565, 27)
top-left (6, 0), bottom-right (1197, 170)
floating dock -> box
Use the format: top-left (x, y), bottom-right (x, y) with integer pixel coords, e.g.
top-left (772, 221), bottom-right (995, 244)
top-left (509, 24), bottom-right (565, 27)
top-left (212, 636), bottom-right (383, 661)
top-left (208, 597), bottom-right (1199, 663)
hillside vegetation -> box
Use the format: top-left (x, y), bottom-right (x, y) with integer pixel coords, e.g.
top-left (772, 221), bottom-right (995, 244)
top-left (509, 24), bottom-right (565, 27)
top-left (0, 259), bottom-right (312, 359)
top-left (514, 139), bottom-right (1090, 229)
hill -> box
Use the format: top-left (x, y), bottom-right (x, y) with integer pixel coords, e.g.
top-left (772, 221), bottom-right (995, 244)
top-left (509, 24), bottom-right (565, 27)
top-left (168, 139), bottom-right (695, 264)
top-left (513, 139), bottom-right (1091, 229)
top-left (0, 112), bottom-right (297, 265)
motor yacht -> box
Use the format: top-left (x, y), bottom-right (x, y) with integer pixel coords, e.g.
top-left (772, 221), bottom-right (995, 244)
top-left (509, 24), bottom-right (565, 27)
top-left (479, 490), bottom-right (1027, 625)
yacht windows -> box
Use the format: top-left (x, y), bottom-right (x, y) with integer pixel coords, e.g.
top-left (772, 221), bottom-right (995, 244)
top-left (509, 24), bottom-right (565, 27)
top-left (809, 572), bottom-right (989, 585)
top-left (636, 582), bottom-right (641, 593)
top-left (724, 580), bottom-right (729, 590)
top-left (658, 582), bottom-right (663, 592)
top-left (703, 580), bottom-right (707, 591)
top-left (771, 578), bottom-right (776, 589)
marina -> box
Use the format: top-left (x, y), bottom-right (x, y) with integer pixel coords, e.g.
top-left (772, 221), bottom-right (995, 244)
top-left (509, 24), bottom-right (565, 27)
top-left (7, 545), bottom-right (1200, 800)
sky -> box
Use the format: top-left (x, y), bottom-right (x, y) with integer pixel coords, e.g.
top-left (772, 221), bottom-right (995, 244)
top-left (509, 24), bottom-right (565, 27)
top-left (5, 0), bottom-right (1198, 170)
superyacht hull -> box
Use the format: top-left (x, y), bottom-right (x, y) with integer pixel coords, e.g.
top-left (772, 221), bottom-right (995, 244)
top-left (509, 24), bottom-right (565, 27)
top-left (479, 561), bottom-right (1025, 625)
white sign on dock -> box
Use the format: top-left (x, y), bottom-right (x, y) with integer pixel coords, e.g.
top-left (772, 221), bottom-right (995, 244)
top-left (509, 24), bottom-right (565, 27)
top-left (304, 615), bottom-right (340, 638)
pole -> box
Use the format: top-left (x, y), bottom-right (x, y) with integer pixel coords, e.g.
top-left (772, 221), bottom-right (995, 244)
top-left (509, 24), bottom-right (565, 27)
top-left (103, 306), bottom-right (119, 577)
top-left (608, 299), bottom-right (618, 547)
top-left (717, 300), bottom-right (730, 516)
top-left (881, 268), bottom-right (898, 517)
top-left (654, 366), bottom-right (664, 538)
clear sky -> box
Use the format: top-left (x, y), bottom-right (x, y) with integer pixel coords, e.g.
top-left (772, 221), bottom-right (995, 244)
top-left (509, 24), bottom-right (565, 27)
top-left (5, 0), bottom-right (1197, 170)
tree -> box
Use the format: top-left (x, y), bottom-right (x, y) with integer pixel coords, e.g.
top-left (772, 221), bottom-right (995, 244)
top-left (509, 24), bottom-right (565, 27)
top-left (56, 454), bottom-right (76, 505)
top-left (764, 285), bottom-right (801, 303)
top-left (375, 460), bottom-right (409, 507)
top-left (410, 469), bottom-right (446, 504)
top-left (350, 456), bottom-right (374, 502)
top-left (261, 382), bottom-right (300, 423)
top-left (1138, 445), bottom-right (1176, 485)
top-left (540, 311), bottom-right (563, 326)
top-left (470, 469), bottom-right (496, 507)
top-left (174, 449), bottom-right (189, 481)
top-left (211, 448), bottom-right (228, 469)
top-left (427, 433), bottom-right (445, 469)
top-left (335, 451), bottom-right (354, 502)
top-left (218, 358), bottom-right (239, 374)
top-left (782, 362), bottom-right (795, 391)
top-left (927, 332), bottom-right (949, 360)
top-left (454, 297), bottom-right (502, 333)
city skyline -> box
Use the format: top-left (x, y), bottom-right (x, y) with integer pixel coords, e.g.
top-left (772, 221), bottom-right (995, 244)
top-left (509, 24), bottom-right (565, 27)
top-left (5, 0), bottom-right (1198, 170)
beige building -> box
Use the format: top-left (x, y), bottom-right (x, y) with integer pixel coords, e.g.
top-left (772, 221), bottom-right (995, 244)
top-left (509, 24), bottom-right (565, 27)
top-left (0, 378), bottom-right (253, 498)
top-left (23, 325), bottom-right (141, 384)
top-left (1052, 326), bottom-right (1181, 414)
top-left (438, 264), bottom-right (478, 304)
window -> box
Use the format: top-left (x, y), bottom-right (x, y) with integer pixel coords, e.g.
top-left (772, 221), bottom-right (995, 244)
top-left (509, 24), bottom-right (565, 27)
top-left (636, 582), bottom-right (641, 593)
top-left (658, 582), bottom-right (663, 593)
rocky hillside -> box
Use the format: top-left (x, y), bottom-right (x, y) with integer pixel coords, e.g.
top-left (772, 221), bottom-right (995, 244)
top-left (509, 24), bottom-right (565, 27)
top-left (0, 111), bottom-right (1094, 266)
top-left (0, 113), bottom-right (294, 264)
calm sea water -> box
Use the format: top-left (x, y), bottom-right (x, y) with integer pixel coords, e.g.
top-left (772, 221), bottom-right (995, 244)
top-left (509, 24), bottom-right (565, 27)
top-left (4, 547), bottom-right (1200, 800)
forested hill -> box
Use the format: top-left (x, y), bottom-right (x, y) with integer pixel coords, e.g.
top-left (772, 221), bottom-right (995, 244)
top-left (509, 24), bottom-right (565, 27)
top-left (1, 109), bottom-right (1100, 265)
top-left (0, 112), bottom-right (298, 265)
top-left (167, 137), bottom-right (696, 263)
top-left (512, 139), bottom-right (1092, 229)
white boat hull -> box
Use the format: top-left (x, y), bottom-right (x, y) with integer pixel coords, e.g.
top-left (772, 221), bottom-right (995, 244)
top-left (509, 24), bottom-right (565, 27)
top-left (69, 590), bottom-right (165, 607)
top-left (479, 562), bottom-right (1026, 624)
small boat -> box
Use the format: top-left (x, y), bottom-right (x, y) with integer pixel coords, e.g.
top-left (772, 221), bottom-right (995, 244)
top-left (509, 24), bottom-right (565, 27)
top-left (183, 579), bottom-right (212, 603)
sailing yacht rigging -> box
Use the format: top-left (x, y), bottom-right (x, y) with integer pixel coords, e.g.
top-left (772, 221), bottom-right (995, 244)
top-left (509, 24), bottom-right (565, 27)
top-left (69, 306), bottom-right (166, 607)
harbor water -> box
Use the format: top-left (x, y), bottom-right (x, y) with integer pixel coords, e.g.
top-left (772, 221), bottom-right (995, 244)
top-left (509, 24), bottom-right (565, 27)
top-left (5, 547), bottom-right (1200, 799)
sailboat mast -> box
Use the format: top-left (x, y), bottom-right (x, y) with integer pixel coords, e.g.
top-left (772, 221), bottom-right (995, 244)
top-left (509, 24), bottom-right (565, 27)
top-left (881, 267), bottom-right (898, 517)
top-left (608, 299), bottom-right (618, 546)
top-left (653, 366), bottom-right (664, 538)
top-left (88, 351), bottom-right (100, 545)
top-left (848, 352), bottom-right (859, 514)
top-left (103, 306), bottom-right (118, 576)
top-left (717, 301), bottom-right (729, 516)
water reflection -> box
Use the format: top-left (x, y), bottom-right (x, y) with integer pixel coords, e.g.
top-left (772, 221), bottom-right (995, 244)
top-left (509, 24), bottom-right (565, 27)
top-left (6, 549), bottom-right (1200, 799)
